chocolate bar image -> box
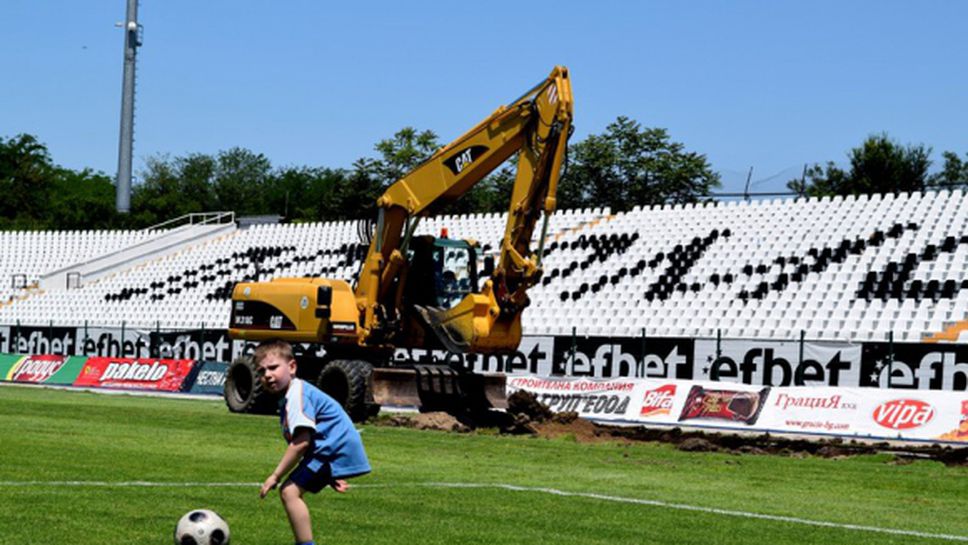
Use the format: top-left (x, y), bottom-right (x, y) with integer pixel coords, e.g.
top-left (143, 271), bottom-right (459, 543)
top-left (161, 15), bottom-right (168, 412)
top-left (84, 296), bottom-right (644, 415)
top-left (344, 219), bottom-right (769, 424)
top-left (678, 385), bottom-right (771, 425)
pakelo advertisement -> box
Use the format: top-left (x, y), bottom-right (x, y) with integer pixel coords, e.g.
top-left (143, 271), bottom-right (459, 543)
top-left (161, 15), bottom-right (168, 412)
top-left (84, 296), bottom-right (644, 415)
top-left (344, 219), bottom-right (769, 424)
top-left (73, 358), bottom-right (197, 391)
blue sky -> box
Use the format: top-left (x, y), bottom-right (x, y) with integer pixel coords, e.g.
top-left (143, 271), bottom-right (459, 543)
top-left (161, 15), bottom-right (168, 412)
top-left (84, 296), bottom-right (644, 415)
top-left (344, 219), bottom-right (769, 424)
top-left (2, 1), bottom-right (965, 194)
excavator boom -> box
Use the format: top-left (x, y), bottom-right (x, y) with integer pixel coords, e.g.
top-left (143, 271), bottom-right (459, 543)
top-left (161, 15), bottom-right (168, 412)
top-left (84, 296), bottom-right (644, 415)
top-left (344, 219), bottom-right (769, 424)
top-left (357, 66), bottom-right (573, 353)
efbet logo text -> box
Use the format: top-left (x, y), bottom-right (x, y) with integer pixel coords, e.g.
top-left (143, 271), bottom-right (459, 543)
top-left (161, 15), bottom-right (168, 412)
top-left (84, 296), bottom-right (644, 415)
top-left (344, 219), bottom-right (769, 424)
top-left (709, 348), bottom-right (851, 386)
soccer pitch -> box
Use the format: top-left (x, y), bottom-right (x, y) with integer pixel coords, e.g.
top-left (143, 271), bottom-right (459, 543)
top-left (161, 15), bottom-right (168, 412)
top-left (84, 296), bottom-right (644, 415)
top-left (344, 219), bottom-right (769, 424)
top-left (0, 386), bottom-right (965, 545)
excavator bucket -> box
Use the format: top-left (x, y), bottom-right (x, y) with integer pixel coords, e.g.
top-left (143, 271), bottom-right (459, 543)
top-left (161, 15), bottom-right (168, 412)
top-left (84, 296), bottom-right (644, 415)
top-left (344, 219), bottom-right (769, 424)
top-left (371, 365), bottom-right (507, 411)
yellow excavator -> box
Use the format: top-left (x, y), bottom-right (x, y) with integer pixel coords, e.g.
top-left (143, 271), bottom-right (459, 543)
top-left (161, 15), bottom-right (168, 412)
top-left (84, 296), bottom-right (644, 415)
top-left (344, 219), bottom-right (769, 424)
top-left (224, 66), bottom-right (573, 420)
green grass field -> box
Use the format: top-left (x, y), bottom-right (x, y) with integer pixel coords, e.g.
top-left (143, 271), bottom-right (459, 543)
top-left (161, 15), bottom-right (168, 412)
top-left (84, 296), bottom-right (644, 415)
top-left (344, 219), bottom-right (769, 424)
top-left (0, 385), bottom-right (965, 545)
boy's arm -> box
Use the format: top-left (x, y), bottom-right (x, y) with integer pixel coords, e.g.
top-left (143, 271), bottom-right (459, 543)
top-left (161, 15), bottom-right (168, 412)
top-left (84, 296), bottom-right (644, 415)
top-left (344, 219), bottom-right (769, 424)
top-left (259, 428), bottom-right (312, 498)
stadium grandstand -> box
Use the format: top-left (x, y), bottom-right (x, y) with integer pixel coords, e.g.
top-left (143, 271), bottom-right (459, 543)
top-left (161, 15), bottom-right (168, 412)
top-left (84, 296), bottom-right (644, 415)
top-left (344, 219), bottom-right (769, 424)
top-left (0, 229), bottom-right (156, 303)
top-left (2, 189), bottom-right (968, 343)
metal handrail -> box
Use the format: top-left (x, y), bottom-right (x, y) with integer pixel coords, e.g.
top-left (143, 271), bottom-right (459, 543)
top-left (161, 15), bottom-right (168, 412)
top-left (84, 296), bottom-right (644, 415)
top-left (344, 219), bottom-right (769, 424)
top-left (41, 212), bottom-right (237, 280)
top-left (144, 211), bottom-right (236, 232)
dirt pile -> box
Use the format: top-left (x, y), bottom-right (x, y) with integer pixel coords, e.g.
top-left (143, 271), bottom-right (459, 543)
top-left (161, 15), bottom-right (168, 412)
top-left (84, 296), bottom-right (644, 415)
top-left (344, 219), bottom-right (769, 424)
top-left (376, 391), bottom-right (968, 466)
top-left (382, 412), bottom-right (472, 433)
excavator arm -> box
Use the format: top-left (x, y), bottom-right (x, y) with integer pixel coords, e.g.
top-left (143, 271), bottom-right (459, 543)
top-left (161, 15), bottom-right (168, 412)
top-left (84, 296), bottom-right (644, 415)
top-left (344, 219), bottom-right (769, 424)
top-left (356, 66), bottom-right (574, 353)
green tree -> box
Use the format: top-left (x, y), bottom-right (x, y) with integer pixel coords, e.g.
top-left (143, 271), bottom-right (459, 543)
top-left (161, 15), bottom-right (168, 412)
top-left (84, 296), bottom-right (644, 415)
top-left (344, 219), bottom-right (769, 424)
top-left (0, 134), bottom-right (120, 230)
top-left (789, 134), bottom-right (932, 196)
top-left (264, 166), bottom-right (348, 222)
top-left (373, 127), bottom-right (440, 188)
top-left (132, 153), bottom-right (218, 226)
top-left (475, 164), bottom-right (517, 214)
top-left (47, 168), bottom-right (118, 230)
top-left (561, 132), bottom-right (618, 210)
top-left (0, 134), bottom-right (56, 228)
top-left (211, 147), bottom-right (273, 215)
top-left (369, 126), bottom-right (502, 216)
top-left (561, 117), bottom-right (720, 212)
top-left (930, 151), bottom-right (968, 188)
top-left (330, 158), bottom-right (383, 221)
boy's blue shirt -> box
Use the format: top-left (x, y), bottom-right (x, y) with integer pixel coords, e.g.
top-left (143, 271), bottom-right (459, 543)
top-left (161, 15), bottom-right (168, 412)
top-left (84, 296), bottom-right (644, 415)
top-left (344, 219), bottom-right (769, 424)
top-left (280, 378), bottom-right (371, 478)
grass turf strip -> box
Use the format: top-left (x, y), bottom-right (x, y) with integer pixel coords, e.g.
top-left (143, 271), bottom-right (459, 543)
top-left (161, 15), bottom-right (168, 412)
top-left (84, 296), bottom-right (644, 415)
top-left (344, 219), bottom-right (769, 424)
top-left (0, 386), bottom-right (965, 544)
top-left (4, 480), bottom-right (966, 543)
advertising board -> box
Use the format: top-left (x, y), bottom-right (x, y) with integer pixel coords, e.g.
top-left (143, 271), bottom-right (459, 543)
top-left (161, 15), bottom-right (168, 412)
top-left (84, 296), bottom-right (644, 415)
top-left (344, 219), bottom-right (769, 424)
top-left (73, 358), bottom-right (197, 391)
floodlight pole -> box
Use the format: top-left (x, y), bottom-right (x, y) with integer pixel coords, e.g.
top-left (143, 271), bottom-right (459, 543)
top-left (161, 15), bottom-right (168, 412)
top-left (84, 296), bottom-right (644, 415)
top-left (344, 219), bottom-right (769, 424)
top-left (115, 0), bottom-right (142, 214)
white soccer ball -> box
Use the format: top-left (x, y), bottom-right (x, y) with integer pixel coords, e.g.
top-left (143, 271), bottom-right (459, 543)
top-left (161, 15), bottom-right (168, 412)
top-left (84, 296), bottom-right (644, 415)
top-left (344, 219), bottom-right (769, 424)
top-left (174, 509), bottom-right (230, 545)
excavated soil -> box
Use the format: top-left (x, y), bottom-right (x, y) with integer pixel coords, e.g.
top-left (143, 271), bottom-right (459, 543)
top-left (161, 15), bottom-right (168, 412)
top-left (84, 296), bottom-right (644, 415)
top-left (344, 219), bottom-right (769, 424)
top-left (375, 391), bottom-right (968, 467)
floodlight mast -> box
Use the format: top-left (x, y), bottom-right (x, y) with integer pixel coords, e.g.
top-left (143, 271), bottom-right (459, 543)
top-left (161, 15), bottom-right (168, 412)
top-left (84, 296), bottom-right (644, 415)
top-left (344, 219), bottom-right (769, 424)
top-left (115, 0), bottom-right (142, 214)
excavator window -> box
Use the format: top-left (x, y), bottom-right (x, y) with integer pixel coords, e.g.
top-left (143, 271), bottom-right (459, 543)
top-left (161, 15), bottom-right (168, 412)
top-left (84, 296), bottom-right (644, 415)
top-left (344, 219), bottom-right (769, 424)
top-left (433, 242), bottom-right (477, 309)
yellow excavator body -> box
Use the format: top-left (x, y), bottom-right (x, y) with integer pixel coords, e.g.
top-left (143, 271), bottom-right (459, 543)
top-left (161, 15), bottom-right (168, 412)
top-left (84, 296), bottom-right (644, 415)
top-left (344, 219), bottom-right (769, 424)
top-left (226, 67), bottom-right (573, 419)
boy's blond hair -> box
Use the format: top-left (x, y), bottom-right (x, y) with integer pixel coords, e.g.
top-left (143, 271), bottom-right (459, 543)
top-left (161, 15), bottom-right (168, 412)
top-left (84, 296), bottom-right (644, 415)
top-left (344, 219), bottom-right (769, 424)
top-left (253, 339), bottom-right (295, 365)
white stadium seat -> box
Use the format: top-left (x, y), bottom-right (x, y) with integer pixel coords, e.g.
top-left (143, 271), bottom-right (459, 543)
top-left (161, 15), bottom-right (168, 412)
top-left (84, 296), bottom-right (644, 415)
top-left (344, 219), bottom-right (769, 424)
top-left (2, 191), bottom-right (968, 342)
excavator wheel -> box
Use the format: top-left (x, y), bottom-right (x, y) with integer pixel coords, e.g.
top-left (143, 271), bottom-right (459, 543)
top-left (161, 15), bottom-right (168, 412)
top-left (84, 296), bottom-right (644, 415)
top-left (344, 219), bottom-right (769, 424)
top-left (316, 359), bottom-right (379, 422)
top-left (224, 356), bottom-right (277, 414)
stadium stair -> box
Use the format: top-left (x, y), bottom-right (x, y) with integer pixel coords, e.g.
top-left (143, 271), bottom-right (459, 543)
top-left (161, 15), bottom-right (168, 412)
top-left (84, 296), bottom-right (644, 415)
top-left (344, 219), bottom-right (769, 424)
top-left (39, 212), bottom-right (236, 291)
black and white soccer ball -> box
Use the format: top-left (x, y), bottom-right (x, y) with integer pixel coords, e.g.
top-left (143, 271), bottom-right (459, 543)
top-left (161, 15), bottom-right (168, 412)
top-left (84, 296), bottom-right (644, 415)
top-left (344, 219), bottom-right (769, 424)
top-left (174, 509), bottom-right (230, 545)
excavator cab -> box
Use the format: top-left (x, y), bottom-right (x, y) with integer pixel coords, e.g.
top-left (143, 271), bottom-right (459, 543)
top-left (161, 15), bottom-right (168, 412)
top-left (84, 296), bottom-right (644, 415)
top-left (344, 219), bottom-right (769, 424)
top-left (405, 236), bottom-right (480, 311)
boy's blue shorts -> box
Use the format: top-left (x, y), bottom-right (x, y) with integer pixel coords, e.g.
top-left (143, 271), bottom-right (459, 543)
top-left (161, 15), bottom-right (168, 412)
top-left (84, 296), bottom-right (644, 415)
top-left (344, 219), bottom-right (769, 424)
top-left (287, 457), bottom-right (333, 494)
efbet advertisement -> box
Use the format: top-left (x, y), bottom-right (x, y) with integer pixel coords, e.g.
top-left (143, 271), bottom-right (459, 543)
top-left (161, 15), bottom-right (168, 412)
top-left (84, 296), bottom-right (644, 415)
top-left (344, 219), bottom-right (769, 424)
top-left (2, 324), bottom-right (968, 391)
top-left (507, 375), bottom-right (968, 444)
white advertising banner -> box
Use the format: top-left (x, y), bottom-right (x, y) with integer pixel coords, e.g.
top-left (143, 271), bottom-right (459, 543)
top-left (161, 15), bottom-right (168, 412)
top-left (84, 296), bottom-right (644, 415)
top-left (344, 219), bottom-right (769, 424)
top-left (507, 375), bottom-right (968, 444)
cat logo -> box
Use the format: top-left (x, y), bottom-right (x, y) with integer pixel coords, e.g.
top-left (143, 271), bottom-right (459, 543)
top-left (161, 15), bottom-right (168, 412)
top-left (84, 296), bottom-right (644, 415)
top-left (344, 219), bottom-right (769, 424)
top-left (443, 145), bottom-right (488, 175)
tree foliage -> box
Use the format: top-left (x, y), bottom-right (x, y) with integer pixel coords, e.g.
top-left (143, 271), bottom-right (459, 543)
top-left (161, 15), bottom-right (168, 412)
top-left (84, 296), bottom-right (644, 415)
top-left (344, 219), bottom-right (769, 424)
top-left (560, 117), bottom-right (720, 212)
top-left (2, 117), bottom-right (724, 230)
top-left (0, 134), bottom-right (120, 229)
top-left (930, 151), bottom-right (968, 188)
top-left (373, 127), bottom-right (440, 188)
top-left (789, 134), bottom-right (932, 196)
top-left (0, 134), bottom-right (56, 228)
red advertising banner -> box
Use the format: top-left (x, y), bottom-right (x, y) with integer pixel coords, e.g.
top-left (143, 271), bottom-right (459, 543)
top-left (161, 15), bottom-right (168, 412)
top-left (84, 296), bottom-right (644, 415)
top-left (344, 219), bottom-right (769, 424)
top-left (74, 358), bottom-right (197, 391)
top-left (6, 355), bottom-right (66, 383)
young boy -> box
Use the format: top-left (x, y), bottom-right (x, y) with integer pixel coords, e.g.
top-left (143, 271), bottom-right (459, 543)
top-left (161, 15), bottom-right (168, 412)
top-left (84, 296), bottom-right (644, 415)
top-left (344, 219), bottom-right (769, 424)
top-left (255, 340), bottom-right (371, 545)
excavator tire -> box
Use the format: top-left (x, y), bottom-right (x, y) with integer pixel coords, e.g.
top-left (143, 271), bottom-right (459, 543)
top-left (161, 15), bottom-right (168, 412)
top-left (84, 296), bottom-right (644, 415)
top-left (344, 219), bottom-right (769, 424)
top-left (224, 356), bottom-right (276, 414)
top-left (316, 359), bottom-right (379, 422)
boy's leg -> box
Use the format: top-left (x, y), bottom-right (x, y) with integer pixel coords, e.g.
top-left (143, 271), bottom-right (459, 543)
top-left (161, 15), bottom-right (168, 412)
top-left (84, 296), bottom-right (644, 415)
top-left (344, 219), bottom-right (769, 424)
top-left (279, 479), bottom-right (313, 544)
